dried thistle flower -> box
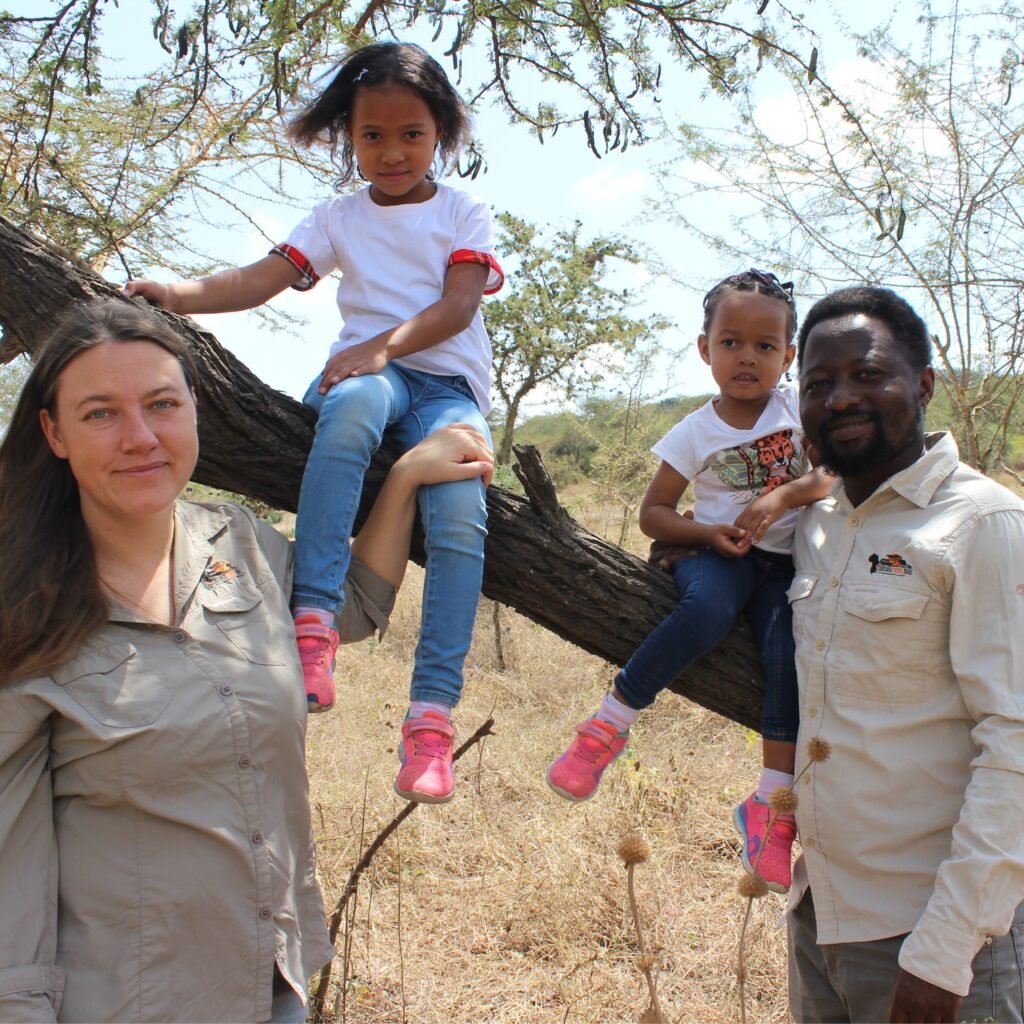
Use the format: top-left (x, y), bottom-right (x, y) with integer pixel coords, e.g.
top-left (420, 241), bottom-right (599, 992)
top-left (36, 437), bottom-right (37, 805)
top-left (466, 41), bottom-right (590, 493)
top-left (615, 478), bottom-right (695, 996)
top-left (769, 786), bottom-right (798, 815)
top-left (637, 953), bottom-right (657, 972)
top-left (737, 872), bottom-right (769, 899)
top-left (807, 737), bottom-right (832, 763)
top-left (618, 833), bottom-right (651, 866)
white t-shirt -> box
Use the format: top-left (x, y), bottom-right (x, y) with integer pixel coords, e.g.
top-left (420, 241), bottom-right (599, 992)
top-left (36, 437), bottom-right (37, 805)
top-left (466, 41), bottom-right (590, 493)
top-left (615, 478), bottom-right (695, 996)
top-left (651, 387), bottom-right (808, 554)
top-left (272, 183), bottom-right (504, 413)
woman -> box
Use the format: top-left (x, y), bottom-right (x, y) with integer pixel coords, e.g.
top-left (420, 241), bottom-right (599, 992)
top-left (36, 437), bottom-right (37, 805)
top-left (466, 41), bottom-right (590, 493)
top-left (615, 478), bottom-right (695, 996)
top-left (0, 300), bottom-right (492, 1023)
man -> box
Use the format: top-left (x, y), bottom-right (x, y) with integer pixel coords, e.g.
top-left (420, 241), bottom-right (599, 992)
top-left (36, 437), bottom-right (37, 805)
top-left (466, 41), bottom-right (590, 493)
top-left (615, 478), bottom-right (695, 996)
top-left (787, 286), bottom-right (1024, 1022)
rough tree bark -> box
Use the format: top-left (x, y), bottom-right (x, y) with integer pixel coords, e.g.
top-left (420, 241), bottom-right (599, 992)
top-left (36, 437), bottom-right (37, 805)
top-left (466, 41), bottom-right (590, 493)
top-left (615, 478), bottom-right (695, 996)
top-left (0, 214), bottom-right (765, 730)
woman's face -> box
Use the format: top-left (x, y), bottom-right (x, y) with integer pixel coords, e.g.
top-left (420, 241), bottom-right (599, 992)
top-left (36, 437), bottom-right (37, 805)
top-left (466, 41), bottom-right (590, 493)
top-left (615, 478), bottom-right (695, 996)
top-left (39, 340), bottom-right (198, 528)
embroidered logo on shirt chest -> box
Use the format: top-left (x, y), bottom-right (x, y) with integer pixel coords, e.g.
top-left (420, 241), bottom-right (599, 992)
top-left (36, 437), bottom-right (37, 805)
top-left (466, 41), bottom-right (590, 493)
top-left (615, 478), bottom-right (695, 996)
top-left (202, 560), bottom-right (242, 587)
top-left (868, 553), bottom-right (913, 577)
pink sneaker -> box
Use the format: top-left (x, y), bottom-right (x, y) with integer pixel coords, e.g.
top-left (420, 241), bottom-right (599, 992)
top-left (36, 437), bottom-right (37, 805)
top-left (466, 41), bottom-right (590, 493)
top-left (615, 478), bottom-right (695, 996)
top-left (294, 614), bottom-right (339, 713)
top-left (734, 792), bottom-right (796, 893)
top-left (394, 711), bottom-right (456, 803)
top-left (547, 717), bottom-right (628, 802)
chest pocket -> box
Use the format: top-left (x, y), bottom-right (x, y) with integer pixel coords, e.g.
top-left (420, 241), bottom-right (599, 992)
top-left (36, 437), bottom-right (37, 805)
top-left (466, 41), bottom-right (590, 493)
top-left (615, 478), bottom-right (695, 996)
top-left (52, 642), bottom-right (173, 728)
top-left (833, 583), bottom-right (931, 704)
top-left (201, 581), bottom-right (287, 666)
top-left (787, 571), bottom-right (817, 655)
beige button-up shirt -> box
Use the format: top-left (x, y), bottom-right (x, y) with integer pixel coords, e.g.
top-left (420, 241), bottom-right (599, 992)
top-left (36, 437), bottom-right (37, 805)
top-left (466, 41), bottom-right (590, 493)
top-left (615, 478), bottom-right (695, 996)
top-left (0, 501), bottom-right (394, 1023)
top-left (788, 433), bottom-right (1024, 996)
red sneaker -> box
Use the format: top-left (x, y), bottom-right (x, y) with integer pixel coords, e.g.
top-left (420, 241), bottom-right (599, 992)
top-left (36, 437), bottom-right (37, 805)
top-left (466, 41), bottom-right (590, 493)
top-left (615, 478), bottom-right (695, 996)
top-left (734, 792), bottom-right (796, 893)
top-left (547, 717), bottom-right (628, 802)
top-left (394, 711), bottom-right (456, 803)
top-left (294, 614), bottom-right (339, 713)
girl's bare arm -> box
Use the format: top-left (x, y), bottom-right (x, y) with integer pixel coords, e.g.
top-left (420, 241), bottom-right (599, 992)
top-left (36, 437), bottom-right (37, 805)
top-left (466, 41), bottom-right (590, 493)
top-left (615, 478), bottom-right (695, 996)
top-left (125, 254), bottom-right (302, 314)
top-left (316, 262), bottom-right (490, 391)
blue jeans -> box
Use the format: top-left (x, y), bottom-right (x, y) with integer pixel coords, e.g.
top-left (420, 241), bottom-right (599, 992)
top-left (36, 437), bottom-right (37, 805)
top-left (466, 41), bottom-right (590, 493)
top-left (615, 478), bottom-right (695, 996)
top-left (615, 547), bottom-right (799, 742)
top-left (294, 363), bottom-right (490, 707)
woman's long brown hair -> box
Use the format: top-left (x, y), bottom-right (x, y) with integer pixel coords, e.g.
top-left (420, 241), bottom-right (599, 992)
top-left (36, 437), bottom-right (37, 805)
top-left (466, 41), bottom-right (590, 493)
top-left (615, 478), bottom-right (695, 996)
top-left (0, 300), bottom-right (198, 682)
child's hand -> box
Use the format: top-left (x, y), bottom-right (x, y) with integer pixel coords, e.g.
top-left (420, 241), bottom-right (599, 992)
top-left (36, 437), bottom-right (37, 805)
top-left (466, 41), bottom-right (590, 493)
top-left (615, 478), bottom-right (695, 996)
top-left (318, 334), bottom-right (390, 393)
top-left (393, 424), bottom-right (494, 488)
top-left (733, 490), bottom-right (790, 546)
top-left (707, 522), bottom-right (750, 559)
top-left (124, 279), bottom-right (176, 311)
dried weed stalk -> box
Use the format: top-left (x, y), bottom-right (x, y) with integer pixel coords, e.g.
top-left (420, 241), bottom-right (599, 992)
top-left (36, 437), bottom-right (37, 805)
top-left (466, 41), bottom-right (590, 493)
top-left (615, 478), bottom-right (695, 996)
top-left (736, 738), bottom-right (831, 1024)
top-left (310, 716), bottom-right (496, 1021)
top-left (617, 833), bottom-right (667, 1024)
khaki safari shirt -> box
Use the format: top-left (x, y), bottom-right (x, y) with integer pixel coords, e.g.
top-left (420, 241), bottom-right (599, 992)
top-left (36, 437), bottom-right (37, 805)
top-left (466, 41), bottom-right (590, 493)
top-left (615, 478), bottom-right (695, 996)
top-left (789, 433), bottom-right (1024, 996)
top-left (0, 501), bottom-right (394, 1023)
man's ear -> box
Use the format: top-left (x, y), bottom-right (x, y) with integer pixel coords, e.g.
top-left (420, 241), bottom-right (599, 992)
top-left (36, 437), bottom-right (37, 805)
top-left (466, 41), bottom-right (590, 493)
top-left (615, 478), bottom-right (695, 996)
top-left (39, 409), bottom-right (68, 459)
top-left (919, 366), bottom-right (935, 408)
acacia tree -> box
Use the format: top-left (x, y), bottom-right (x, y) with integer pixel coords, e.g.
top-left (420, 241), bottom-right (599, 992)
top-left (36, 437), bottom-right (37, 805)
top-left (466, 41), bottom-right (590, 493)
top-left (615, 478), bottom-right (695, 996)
top-left (0, 0), bottom-right (824, 279)
top-left (659, 3), bottom-right (1024, 472)
top-left (486, 213), bottom-right (670, 464)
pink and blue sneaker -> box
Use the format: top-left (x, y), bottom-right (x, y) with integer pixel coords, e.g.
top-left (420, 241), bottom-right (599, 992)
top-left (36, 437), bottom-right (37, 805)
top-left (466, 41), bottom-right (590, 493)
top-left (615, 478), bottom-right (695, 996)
top-left (547, 717), bottom-right (628, 802)
top-left (734, 792), bottom-right (796, 893)
top-left (294, 613), bottom-right (339, 713)
top-left (394, 711), bottom-right (457, 804)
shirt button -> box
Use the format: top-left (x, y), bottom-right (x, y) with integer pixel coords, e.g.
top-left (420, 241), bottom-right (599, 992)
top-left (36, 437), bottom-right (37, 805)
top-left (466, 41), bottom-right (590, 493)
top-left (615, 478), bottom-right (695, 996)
top-left (849, 516), bottom-right (859, 527)
top-left (804, 837), bottom-right (816, 848)
top-left (220, 685), bottom-right (233, 696)
top-left (258, 907), bottom-right (272, 921)
top-left (803, 774), bottom-right (811, 785)
top-left (174, 631), bottom-right (187, 644)
top-left (238, 756), bottom-right (251, 769)
top-left (251, 831), bottom-right (264, 845)
top-left (815, 640), bottom-right (826, 651)
top-left (807, 707), bottom-right (818, 717)
top-left (830, 577), bottom-right (839, 587)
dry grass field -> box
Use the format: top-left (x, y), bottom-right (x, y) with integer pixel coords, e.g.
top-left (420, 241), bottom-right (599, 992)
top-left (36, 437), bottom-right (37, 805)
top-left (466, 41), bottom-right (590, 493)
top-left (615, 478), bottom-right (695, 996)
top-left (300, 488), bottom-right (794, 1024)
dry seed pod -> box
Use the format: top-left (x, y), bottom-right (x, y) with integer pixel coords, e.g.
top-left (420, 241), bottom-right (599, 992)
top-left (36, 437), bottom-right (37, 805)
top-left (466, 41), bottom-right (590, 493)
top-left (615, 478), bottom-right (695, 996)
top-left (769, 786), bottom-right (798, 815)
top-left (617, 833), bottom-right (651, 866)
top-left (807, 737), bottom-right (832, 763)
top-left (737, 872), bottom-right (769, 899)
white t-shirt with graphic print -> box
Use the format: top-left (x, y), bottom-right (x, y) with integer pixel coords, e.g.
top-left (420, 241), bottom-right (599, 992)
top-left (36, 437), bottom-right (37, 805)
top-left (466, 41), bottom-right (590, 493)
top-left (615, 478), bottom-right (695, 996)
top-left (651, 386), bottom-right (807, 554)
top-left (272, 183), bottom-right (503, 413)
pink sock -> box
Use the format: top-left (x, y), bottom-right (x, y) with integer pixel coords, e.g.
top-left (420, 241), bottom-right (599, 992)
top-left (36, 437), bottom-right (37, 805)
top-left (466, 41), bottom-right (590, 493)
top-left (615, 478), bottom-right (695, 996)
top-left (293, 606), bottom-right (335, 628)
top-left (756, 768), bottom-right (794, 807)
top-left (407, 701), bottom-right (452, 721)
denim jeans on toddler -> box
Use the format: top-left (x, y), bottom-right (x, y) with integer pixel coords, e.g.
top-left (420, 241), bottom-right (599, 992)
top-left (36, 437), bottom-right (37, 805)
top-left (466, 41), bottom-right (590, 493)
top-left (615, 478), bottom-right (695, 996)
top-left (615, 546), bottom-right (799, 742)
top-left (294, 362), bottom-right (490, 708)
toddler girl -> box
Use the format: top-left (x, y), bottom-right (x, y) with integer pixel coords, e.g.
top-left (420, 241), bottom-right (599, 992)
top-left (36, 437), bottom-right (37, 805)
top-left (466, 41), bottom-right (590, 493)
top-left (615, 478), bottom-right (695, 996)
top-left (548, 270), bottom-right (830, 892)
top-left (127, 42), bottom-right (503, 804)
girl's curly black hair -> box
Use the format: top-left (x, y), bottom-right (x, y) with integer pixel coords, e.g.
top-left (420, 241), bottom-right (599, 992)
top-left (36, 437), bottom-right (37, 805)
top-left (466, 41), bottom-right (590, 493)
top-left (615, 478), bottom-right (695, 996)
top-left (288, 41), bottom-right (471, 188)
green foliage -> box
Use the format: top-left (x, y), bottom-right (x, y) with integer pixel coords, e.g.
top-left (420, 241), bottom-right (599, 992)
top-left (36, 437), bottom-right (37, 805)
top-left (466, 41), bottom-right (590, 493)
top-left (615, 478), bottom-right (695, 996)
top-left (486, 212), bottom-right (672, 464)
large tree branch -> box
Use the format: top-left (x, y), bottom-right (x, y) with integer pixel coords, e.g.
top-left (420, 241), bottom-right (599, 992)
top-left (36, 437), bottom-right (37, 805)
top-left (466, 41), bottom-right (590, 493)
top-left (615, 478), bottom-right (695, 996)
top-left (0, 213), bottom-right (765, 730)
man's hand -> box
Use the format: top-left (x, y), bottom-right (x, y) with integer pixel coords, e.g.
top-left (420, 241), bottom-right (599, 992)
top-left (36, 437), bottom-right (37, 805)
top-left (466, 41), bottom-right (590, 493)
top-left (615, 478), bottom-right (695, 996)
top-left (888, 967), bottom-right (963, 1023)
top-left (648, 511), bottom-right (708, 570)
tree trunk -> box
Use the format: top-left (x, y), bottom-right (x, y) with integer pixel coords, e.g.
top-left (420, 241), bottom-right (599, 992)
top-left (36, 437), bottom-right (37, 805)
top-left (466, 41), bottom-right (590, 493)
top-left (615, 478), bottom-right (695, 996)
top-left (0, 214), bottom-right (766, 731)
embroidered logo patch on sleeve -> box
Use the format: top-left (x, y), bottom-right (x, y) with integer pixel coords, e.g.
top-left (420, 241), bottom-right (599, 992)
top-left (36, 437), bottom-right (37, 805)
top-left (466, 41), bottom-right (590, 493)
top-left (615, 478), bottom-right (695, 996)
top-left (868, 553), bottom-right (913, 576)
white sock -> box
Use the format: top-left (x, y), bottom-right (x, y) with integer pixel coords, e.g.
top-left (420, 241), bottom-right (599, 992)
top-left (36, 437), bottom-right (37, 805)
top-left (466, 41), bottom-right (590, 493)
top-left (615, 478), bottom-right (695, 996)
top-left (756, 768), bottom-right (794, 806)
top-left (407, 700), bottom-right (452, 721)
top-left (596, 691), bottom-right (639, 734)
top-left (293, 606), bottom-right (335, 628)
